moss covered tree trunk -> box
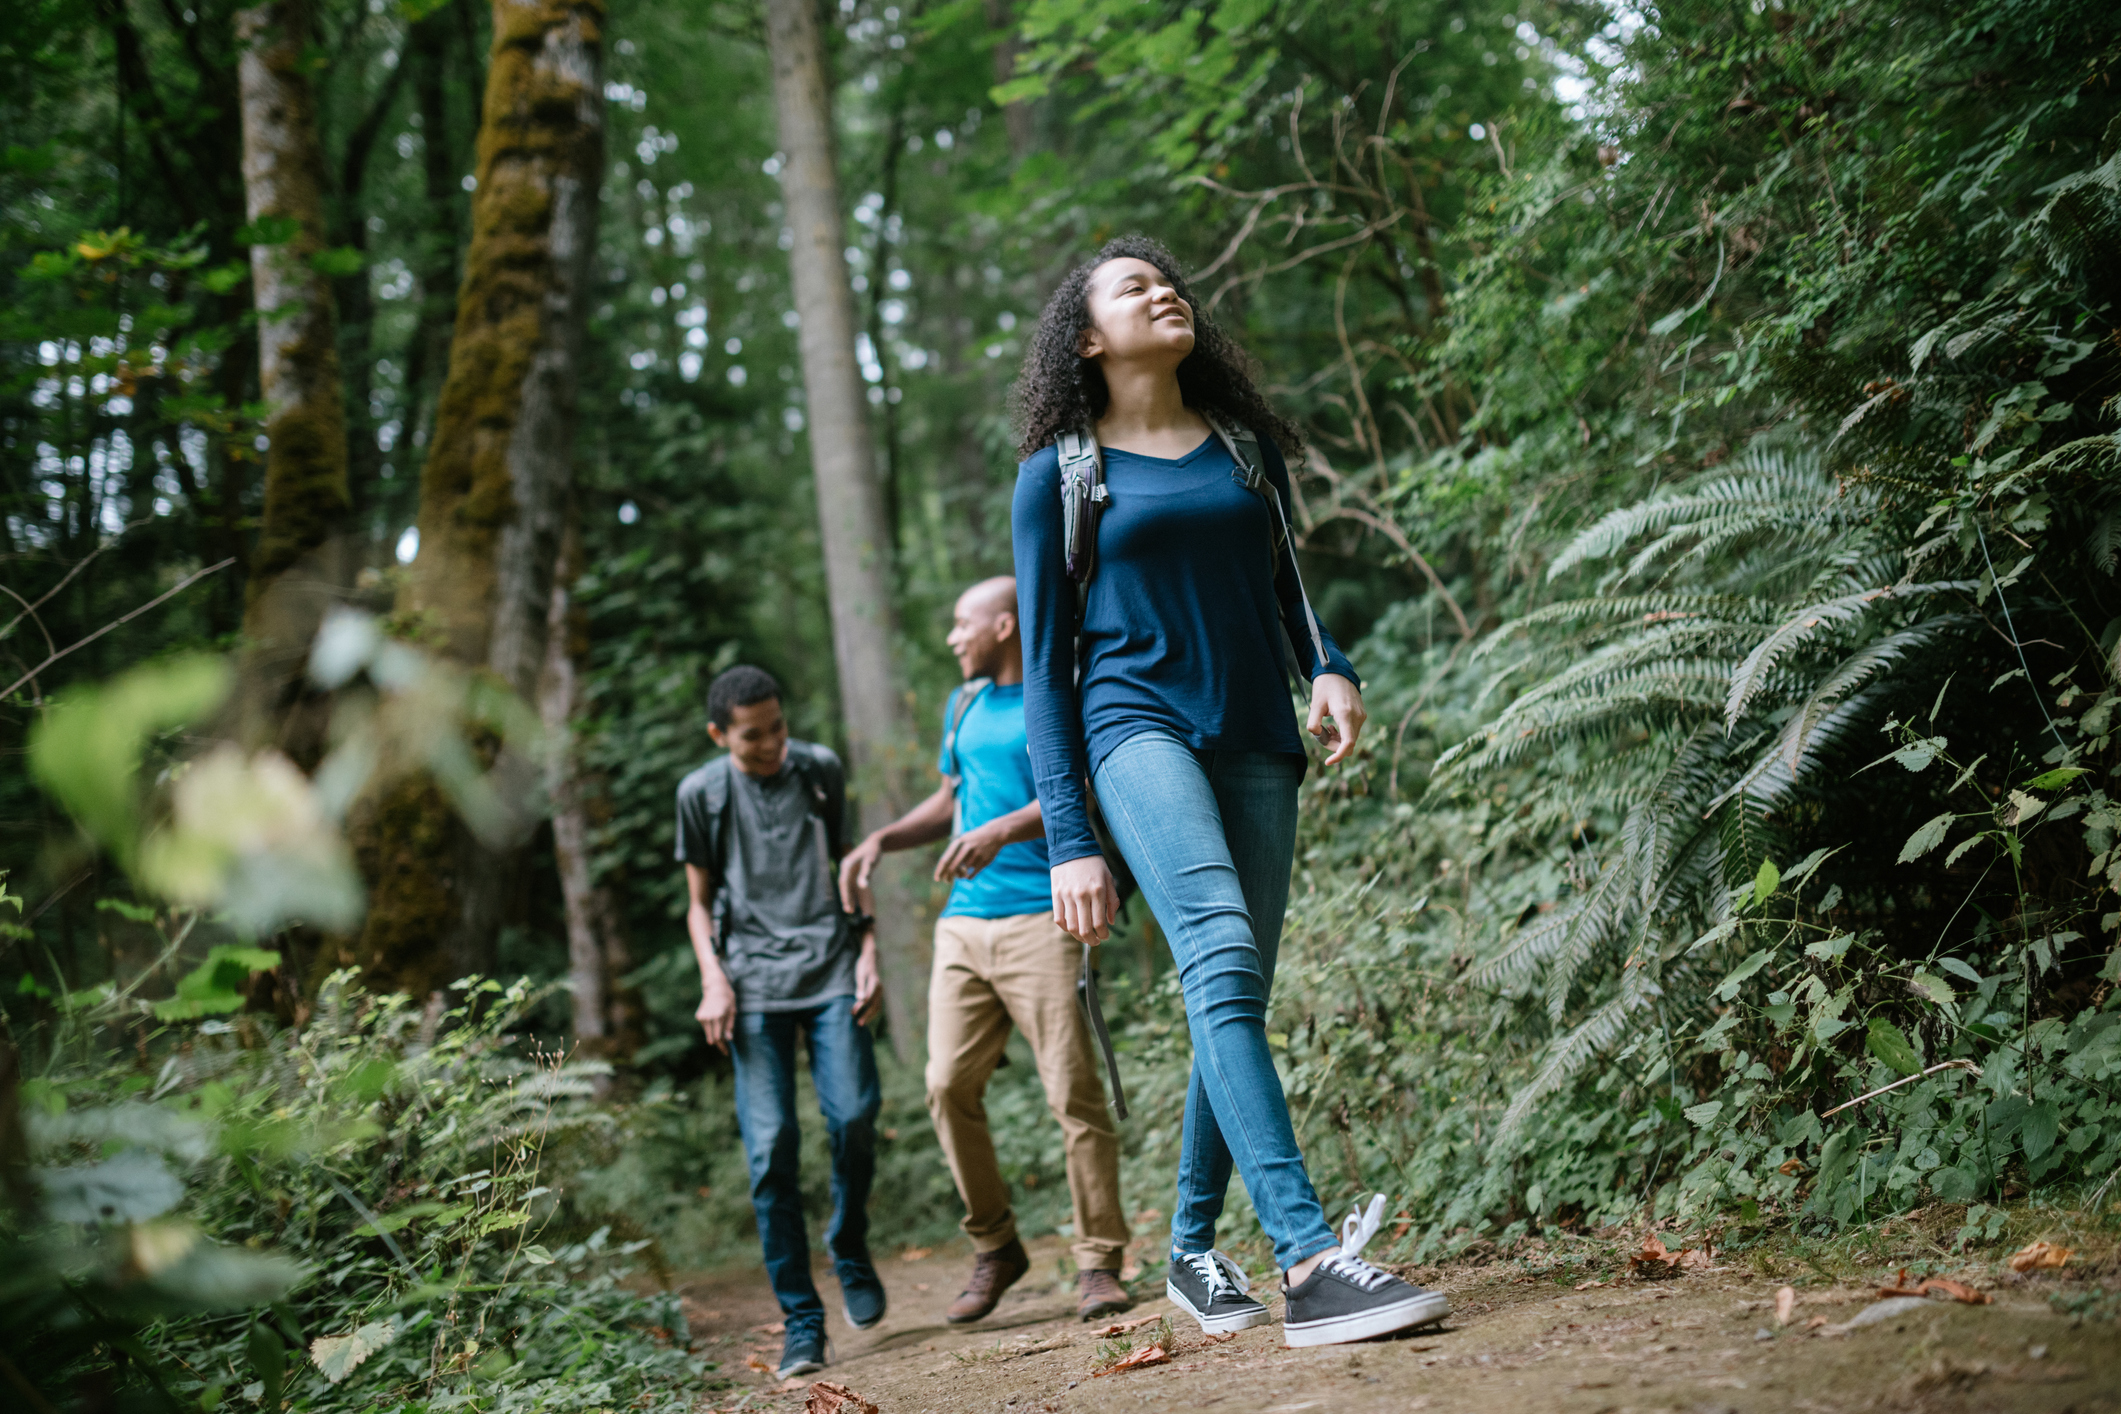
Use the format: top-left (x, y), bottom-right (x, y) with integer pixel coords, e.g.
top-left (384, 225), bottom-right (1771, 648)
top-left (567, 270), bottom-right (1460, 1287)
top-left (765, 0), bottom-right (926, 1061)
top-left (236, 0), bottom-right (351, 718)
top-left (350, 0), bottom-right (605, 998)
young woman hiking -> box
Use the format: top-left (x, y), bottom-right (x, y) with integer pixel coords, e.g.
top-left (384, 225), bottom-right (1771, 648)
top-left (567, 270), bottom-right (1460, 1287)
top-left (1010, 234), bottom-right (1448, 1348)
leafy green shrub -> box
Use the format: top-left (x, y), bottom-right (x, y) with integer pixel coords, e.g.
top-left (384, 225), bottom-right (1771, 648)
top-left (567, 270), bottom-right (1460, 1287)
top-left (7, 956), bottom-right (710, 1412)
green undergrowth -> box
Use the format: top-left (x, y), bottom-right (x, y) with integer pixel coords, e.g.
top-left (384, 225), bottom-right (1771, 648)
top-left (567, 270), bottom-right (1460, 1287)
top-left (5, 957), bottom-right (715, 1413)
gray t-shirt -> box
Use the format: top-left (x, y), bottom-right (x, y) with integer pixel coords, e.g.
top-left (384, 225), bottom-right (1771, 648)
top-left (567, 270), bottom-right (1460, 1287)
top-left (673, 742), bottom-right (856, 1012)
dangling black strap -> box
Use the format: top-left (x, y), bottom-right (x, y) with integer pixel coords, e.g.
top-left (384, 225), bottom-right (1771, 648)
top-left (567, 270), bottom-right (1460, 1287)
top-left (1077, 943), bottom-right (1129, 1119)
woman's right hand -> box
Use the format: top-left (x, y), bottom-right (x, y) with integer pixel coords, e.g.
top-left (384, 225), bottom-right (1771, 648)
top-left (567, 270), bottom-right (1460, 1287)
top-left (1051, 854), bottom-right (1120, 943)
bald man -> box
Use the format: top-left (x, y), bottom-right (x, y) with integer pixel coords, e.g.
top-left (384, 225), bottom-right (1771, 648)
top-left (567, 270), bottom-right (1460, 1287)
top-left (841, 577), bottom-right (1131, 1325)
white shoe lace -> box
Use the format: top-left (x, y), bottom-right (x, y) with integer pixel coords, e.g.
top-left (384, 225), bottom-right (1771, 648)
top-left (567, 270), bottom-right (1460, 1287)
top-left (1182, 1248), bottom-right (1253, 1300)
top-left (1317, 1194), bottom-right (1397, 1292)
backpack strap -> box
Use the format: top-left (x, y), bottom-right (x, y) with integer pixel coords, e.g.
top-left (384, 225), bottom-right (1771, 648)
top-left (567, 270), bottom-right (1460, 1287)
top-left (942, 678), bottom-right (994, 838)
top-left (1057, 429), bottom-right (1107, 585)
top-left (783, 741), bottom-right (841, 865)
top-left (1204, 413), bottom-right (1330, 678)
top-left (698, 757), bottom-right (737, 945)
top-left (941, 678), bottom-right (994, 779)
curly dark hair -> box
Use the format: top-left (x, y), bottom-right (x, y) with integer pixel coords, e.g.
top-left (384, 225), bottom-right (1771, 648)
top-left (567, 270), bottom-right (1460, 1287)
top-left (1011, 234), bottom-right (1303, 459)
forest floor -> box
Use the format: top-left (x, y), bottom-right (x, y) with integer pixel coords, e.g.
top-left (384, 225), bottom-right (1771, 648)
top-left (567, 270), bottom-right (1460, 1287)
top-left (666, 1216), bottom-right (2121, 1414)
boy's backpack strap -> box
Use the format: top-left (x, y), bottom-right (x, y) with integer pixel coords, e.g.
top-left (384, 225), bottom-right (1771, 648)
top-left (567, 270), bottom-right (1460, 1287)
top-left (1205, 413), bottom-right (1329, 678)
top-left (697, 757), bottom-right (736, 944)
top-left (779, 740), bottom-right (845, 878)
top-left (1057, 429), bottom-right (1107, 585)
top-left (699, 756), bottom-right (733, 870)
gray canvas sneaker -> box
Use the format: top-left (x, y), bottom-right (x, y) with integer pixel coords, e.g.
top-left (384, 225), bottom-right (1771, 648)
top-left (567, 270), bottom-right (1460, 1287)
top-left (1167, 1249), bottom-right (1273, 1333)
top-left (1281, 1195), bottom-right (1449, 1347)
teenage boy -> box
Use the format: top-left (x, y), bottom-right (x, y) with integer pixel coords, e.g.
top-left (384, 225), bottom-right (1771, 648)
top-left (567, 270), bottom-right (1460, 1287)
top-left (840, 577), bottom-right (1133, 1325)
top-left (678, 664), bottom-right (887, 1380)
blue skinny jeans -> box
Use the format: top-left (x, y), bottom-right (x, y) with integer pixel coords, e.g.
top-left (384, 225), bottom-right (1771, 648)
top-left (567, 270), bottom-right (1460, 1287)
top-left (1093, 731), bottom-right (1338, 1271)
top-left (727, 994), bottom-right (881, 1335)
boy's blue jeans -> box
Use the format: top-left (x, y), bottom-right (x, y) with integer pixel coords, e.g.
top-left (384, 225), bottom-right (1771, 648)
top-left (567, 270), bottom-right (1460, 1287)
top-left (728, 994), bottom-right (881, 1334)
top-left (1094, 731), bottom-right (1339, 1273)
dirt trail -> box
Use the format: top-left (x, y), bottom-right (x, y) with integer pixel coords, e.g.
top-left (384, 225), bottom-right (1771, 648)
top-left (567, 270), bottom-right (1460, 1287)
top-left (671, 1236), bottom-right (2118, 1413)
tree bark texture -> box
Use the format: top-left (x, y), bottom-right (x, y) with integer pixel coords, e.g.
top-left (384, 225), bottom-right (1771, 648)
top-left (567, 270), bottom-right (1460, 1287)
top-left (982, 0), bottom-right (1035, 160)
top-left (236, 0), bottom-right (352, 688)
top-left (401, 0), bottom-right (470, 475)
top-left (349, 0), bottom-right (605, 999)
top-left (764, 0), bottom-right (926, 1061)
top-left (411, 0), bottom-right (604, 697)
top-left (538, 519), bottom-right (640, 1081)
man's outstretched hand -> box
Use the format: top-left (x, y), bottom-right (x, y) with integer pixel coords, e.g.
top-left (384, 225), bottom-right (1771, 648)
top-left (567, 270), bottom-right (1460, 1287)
top-left (935, 820), bottom-right (1006, 882)
top-left (839, 834), bottom-right (884, 914)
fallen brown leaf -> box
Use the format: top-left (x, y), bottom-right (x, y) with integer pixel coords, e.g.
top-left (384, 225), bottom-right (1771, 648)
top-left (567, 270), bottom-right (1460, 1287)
top-left (1805, 1315), bottom-right (1829, 1330)
top-left (1775, 1286), bottom-right (1797, 1325)
top-left (805, 1380), bottom-right (880, 1414)
top-left (1090, 1313), bottom-right (1166, 1337)
top-left (2008, 1241), bottom-right (2072, 1273)
top-left (745, 1354), bottom-right (775, 1374)
top-left (1574, 1278), bottom-right (1607, 1290)
top-left (898, 1247), bottom-right (932, 1263)
top-left (1875, 1272), bottom-right (1992, 1305)
top-left (751, 1322), bottom-right (786, 1335)
top-left (1626, 1232), bottom-right (1709, 1279)
top-left (1093, 1343), bottom-right (1170, 1377)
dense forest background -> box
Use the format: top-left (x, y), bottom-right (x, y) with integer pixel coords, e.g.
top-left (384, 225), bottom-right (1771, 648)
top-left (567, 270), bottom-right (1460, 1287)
top-left (4, 0), bottom-right (2119, 1407)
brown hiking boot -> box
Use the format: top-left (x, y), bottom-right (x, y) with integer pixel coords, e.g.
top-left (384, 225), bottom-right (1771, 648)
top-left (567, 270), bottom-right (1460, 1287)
top-left (1077, 1268), bottom-right (1134, 1321)
top-left (946, 1237), bottom-right (1030, 1324)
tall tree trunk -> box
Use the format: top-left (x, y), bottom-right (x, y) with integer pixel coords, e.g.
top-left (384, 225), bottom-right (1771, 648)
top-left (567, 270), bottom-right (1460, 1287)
top-left (765, 0), bottom-right (925, 1062)
top-left (539, 516), bottom-right (639, 1083)
top-left (348, 0), bottom-right (605, 999)
top-left (236, 0), bottom-right (352, 732)
top-left (401, 0), bottom-right (470, 469)
top-left (332, 50), bottom-right (410, 536)
top-left (982, 0), bottom-right (1034, 160)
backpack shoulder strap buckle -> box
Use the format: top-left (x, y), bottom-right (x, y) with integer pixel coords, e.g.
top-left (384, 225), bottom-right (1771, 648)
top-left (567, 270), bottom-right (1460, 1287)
top-left (1205, 412), bottom-right (1265, 490)
top-left (1057, 428), bottom-right (1106, 584)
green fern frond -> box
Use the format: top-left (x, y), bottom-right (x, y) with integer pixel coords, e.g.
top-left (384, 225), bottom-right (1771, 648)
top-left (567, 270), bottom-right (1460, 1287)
top-left (1496, 964), bottom-right (1663, 1140)
top-left (1724, 581), bottom-right (1975, 726)
top-left (1548, 448), bottom-right (1836, 581)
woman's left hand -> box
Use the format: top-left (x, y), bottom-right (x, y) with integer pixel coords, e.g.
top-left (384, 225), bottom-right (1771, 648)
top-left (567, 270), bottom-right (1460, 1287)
top-left (1307, 673), bottom-right (1367, 768)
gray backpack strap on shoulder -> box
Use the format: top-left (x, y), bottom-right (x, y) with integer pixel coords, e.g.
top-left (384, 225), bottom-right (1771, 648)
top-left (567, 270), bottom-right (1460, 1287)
top-left (700, 757), bottom-right (737, 946)
top-left (1206, 413), bottom-right (1329, 677)
top-left (942, 678), bottom-right (994, 837)
top-left (783, 740), bottom-right (839, 870)
top-left (1057, 429), bottom-right (1107, 585)
top-left (941, 677), bottom-right (994, 778)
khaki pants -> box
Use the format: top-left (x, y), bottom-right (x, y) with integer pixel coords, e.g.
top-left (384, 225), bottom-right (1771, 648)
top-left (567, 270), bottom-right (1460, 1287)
top-left (925, 913), bottom-right (1127, 1273)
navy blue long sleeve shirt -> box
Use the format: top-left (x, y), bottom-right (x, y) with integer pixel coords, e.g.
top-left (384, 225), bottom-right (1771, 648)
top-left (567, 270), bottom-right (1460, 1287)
top-left (1011, 428), bottom-right (1359, 866)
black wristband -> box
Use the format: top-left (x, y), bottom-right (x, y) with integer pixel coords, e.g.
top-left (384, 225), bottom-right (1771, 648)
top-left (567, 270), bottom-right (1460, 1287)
top-left (847, 911), bottom-right (876, 936)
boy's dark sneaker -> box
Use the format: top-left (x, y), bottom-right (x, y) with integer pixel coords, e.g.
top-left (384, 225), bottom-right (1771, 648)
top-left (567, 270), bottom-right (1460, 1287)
top-left (839, 1258), bottom-right (887, 1331)
top-left (1281, 1195), bottom-right (1449, 1348)
top-left (775, 1327), bottom-right (827, 1380)
top-left (1166, 1249), bottom-right (1272, 1333)
top-left (1077, 1267), bottom-right (1134, 1321)
top-left (946, 1237), bottom-right (1029, 1324)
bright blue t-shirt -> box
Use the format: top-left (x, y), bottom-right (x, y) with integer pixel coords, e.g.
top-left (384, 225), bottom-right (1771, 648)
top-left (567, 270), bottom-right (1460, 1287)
top-left (935, 682), bottom-right (1053, 920)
